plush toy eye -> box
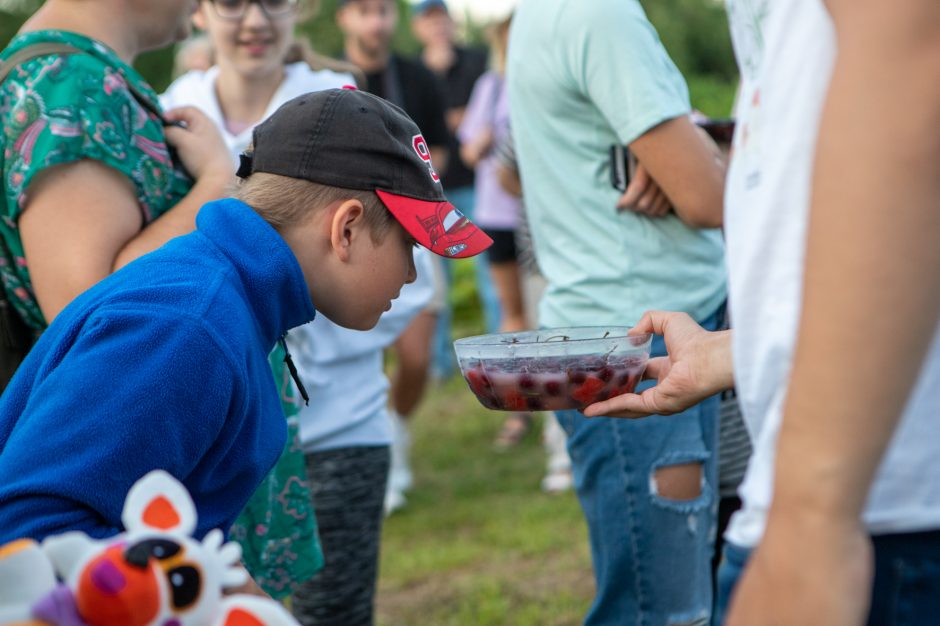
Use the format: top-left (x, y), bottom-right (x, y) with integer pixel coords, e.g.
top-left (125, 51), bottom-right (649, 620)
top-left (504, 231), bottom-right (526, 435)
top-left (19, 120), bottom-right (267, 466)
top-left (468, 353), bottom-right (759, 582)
top-left (124, 538), bottom-right (181, 568)
top-left (167, 565), bottom-right (202, 610)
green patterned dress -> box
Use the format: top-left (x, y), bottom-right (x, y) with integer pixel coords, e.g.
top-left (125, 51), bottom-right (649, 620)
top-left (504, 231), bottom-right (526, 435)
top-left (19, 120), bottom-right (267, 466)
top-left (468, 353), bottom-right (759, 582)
top-left (0, 30), bottom-right (322, 597)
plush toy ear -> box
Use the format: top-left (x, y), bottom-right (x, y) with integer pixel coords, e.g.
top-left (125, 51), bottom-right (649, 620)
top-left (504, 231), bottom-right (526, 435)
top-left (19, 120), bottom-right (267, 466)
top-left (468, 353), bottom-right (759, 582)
top-left (0, 539), bottom-right (57, 614)
top-left (41, 531), bottom-right (100, 583)
top-left (214, 596), bottom-right (301, 626)
top-left (122, 470), bottom-right (197, 536)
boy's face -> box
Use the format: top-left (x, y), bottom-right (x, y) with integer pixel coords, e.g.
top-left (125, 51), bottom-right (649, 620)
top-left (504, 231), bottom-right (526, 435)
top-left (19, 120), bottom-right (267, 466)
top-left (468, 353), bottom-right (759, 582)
top-left (336, 0), bottom-right (398, 58)
top-left (346, 221), bottom-right (419, 329)
top-left (294, 202), bottom-right (418, 332)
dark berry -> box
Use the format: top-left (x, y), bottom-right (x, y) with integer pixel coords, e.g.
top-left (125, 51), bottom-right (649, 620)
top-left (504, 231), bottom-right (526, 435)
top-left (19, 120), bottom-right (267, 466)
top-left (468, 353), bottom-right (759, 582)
top-left (544, 381), bottom-right (563, 396)
top-left (567, 369), bottom-right (587, 384)
top-left (598, 367), bottom-right (614, 382)
top-left (526, 396), bottom-right (544, 410)
top-left (518, 374), bottom-right (536, 390)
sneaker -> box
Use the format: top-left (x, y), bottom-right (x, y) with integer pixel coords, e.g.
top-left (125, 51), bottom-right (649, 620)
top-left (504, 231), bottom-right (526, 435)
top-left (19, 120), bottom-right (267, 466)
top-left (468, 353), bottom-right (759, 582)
top-left (541, 467), bottom-right (573, 493)
top-left (384, 487), bottom-right (407, 516)
top-left (388, 412), bottom-right (413, 493)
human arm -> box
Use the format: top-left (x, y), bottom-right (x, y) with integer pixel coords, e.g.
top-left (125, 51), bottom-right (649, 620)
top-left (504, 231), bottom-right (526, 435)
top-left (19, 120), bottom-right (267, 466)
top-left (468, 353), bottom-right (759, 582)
top-left (621, 117), bottom-right (725, 227)
top-left (583, 311), bottom-right (733, 418)
top-left (457, 73), bottom-right (497, 169)
top-left (574, 0), bottom-right (724, 228)
top-left (496, 161), bottom-right (522, 197)
top-left (18, 106), bottom-right (231, 322)
top-left (0, 312), bottom-right (235, 541)
top-left (725, 2), bottom-right (940, 625)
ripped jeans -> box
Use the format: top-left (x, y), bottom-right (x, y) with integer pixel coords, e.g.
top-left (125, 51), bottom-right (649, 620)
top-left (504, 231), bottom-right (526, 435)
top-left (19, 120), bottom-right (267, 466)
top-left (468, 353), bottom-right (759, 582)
top-left (555, 312), bottom-right (719, 626)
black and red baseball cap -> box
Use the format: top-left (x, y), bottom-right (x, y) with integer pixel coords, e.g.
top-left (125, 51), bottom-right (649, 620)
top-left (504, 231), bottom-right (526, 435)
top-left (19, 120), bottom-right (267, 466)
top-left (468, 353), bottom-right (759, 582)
top-left (237, 87), bottom-right (492, 259)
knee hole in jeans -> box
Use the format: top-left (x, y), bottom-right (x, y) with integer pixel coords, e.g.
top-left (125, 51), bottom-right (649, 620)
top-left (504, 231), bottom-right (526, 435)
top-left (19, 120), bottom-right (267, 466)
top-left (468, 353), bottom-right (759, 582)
top-left (651, 461), bottom-right (704, 501)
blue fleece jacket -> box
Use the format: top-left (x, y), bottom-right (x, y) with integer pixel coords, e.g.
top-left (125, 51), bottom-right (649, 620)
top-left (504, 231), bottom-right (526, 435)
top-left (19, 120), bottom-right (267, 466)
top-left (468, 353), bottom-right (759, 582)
top-left (0, 199), bottom-right (316, 542)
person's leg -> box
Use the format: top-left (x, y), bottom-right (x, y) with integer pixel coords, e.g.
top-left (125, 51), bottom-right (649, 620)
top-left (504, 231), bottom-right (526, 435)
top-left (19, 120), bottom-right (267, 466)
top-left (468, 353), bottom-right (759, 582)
top-left (390, 310), bottom-right (436, 419)
top-left (712, 542), bottom-right (752, 626)
top-left (712, 495), bottom-right (742, 590)
top-left (541, 411), bottom-right (573, 493)
top-left (554, 312), bottom-right (721, 626)
top-left (866, 529), bottom-right (940, 625)
top-left (291, 446), bottom-right (390, 626)
top-left (484, 228), bottom-right (525, 334)
top-left (449, 184), bottom-right (500, 335)
top-left (489, 260), bottom-right (526, 333)
top-left (387, 310), bottom-right (437, 512)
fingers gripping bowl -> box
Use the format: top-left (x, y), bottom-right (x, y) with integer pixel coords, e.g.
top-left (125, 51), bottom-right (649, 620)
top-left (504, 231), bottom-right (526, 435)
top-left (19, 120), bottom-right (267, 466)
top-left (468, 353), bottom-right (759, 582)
top-left (455, 327), bottom-right (652, 412)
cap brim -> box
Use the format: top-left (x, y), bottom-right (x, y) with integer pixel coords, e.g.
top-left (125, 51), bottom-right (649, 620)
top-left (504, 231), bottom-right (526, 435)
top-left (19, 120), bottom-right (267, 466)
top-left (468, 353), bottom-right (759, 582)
top-left (376, 190), bottom-right (493, 259)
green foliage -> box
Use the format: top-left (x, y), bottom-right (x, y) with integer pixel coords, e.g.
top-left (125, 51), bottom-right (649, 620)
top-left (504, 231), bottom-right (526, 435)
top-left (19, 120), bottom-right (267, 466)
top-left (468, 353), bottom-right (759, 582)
top-left (687, 74), bottom-right (736, 118)
top-left (641, 0), bottom-right (737, 81)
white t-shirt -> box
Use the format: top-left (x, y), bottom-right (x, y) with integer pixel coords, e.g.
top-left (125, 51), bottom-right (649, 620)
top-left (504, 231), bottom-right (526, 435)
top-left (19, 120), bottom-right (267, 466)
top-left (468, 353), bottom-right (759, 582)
top-left (162, 62), bottom-right (355, 163)
top-left (162, 62), bottom-right (434, 452)
top-left (724, 0), bottom-right (940, 548)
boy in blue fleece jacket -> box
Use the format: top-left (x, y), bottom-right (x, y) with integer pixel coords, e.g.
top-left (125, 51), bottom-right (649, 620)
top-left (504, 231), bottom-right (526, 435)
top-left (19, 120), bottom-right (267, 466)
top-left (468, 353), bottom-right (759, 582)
top-left (0, 88), bottom-right (491, 543)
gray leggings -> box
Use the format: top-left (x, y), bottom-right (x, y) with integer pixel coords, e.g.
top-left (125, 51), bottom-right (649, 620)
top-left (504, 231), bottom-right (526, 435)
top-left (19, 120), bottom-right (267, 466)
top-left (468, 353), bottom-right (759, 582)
top-left (291, 445), bottom-right (390, 626)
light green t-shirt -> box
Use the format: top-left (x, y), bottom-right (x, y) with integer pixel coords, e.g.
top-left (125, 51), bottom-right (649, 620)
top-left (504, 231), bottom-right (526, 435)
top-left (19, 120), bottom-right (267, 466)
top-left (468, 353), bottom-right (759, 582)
top-left (507, 0), bottom-right (727, 328)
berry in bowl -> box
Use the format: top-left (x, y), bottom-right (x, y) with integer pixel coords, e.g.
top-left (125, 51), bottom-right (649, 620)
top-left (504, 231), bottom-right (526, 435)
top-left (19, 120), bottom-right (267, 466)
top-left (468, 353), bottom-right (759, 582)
top-left (454, 327), bottom-right (652, 412)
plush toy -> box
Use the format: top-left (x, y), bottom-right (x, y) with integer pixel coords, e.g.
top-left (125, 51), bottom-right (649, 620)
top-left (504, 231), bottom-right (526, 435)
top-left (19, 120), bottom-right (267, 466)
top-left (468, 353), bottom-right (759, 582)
top-left (0, 471), bottom-right (301, 626)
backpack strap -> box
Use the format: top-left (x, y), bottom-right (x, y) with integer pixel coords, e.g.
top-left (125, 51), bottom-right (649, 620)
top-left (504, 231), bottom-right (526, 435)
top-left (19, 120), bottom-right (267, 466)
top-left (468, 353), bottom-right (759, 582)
top-left (0, 40), bottom-right (167, 123)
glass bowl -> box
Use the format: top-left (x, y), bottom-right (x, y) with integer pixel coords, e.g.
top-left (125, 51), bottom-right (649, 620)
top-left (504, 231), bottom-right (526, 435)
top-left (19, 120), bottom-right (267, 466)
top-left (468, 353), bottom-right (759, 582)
top-left (454, 327), bottom-right (652, 412)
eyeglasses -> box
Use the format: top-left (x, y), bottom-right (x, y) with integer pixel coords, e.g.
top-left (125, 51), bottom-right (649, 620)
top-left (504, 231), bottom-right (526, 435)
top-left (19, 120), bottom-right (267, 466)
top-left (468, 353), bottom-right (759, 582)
top-left (208, 0), bottom-right (299, 20)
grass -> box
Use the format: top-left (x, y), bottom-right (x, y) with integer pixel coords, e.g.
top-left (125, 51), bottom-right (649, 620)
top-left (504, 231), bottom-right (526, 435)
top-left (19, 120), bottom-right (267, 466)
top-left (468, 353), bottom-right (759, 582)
top-left (375, 375), bottom-right (595, 626)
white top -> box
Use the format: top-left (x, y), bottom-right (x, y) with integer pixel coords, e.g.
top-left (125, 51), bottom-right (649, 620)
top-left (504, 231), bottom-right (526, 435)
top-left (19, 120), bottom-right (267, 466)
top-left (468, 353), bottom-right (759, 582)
top-left (162, 62), bottom-right (355, 164)
top-left (162, 62), bottom-right (434, 452)
top-left (724, 0), bottom-right (940, 547)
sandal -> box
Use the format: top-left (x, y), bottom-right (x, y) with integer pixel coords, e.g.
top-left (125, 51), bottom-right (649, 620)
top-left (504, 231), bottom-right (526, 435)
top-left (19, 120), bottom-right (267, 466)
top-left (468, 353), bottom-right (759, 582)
top-left (494, 412), bottom-right (533, 450)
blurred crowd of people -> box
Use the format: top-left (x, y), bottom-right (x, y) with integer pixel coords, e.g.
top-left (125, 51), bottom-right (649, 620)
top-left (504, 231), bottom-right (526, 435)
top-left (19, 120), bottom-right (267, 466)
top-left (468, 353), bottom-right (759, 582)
top-left (0, 0), bottom-right (938, 625)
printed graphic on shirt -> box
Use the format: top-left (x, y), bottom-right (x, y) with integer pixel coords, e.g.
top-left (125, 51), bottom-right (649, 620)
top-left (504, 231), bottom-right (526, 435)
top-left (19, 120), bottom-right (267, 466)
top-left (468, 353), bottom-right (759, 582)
top-left (728, 0), bottom-right (771, 191)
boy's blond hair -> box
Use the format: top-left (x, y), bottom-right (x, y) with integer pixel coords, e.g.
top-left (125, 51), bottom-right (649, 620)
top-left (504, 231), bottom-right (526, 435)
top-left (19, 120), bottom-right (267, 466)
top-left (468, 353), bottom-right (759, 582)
top-left (236, 172), bottom-right (395, 241)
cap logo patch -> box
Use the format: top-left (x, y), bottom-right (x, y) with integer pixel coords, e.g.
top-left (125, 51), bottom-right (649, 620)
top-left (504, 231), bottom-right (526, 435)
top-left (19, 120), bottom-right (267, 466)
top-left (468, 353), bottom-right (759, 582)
top-left (412, 134), bottom-right (440, 183)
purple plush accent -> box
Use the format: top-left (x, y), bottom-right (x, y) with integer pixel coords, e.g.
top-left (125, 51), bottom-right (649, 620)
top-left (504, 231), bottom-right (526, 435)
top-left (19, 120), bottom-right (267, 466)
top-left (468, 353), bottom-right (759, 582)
top-left (90, 559), bottom-right (126, 595)
top-left (32, 584), bottom-right (91, 626)
top-left (163, 619), bottom-right (183, 626)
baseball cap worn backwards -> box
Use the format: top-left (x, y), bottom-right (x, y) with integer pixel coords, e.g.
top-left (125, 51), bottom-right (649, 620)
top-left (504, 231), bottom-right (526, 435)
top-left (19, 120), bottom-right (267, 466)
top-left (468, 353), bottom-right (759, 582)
top-left (237, 88), bottom-right (492, 259)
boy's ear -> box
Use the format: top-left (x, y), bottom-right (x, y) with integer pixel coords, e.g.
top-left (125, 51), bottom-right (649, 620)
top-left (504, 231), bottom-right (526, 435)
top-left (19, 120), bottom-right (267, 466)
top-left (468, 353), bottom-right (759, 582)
top-left (329, 199), bottom-right (366, 262)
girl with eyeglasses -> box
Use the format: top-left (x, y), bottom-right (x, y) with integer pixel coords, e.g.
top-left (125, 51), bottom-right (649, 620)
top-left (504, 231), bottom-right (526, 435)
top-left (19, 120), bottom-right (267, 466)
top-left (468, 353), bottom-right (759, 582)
top-left (162, 4), bottom-right (436, 625)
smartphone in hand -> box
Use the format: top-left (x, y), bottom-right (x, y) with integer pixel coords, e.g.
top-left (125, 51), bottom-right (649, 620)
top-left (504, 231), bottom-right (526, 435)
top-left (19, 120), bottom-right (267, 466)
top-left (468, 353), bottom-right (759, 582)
top-left (609, 144), bottom-right (637, 193)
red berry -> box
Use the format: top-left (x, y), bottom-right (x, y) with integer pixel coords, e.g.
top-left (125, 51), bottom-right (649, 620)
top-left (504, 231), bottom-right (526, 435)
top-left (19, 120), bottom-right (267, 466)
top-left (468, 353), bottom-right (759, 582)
top-left (571, 377), bottom-right (605, 404)
top-left (501, 390), bottom-right (528, 411)
top-left (544, 381), bottom-right (562, 396)
top-left (465, 369), bottom-right (490, 396)
top-left (518, 374), bottom-right (536, 390)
